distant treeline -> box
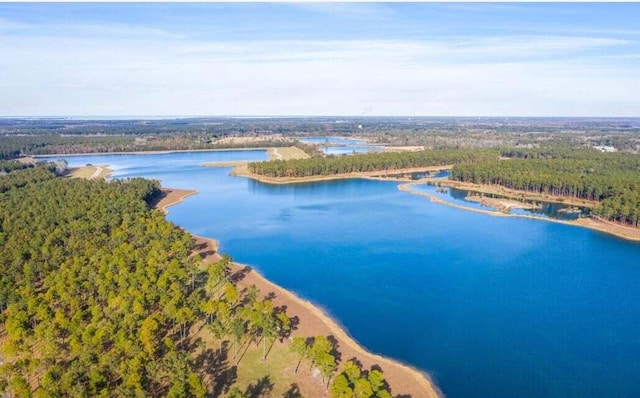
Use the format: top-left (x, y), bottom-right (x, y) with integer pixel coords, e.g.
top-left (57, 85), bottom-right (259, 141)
top-left (0, 134), bottom-right (322, 160)
top-left (450, 147), bottom-right (640, 226)
top-left (2, 117), bottom-right (639, 160)
top-left (248, 149), bottom-right (499, 177)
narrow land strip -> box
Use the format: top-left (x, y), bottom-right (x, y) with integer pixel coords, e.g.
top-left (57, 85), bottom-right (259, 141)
top-left (464, 195), bottom-right (539, 212)
top-left (424, 177), bottom-right (598, 208)
top-left (399, 182), bottom-right (640, 242)
top-left (154, 188), bottom-right (442, 398)
top-left (231, 165), bottom-right (452, 185)
top-left (151, 188), bottom-right (199, 215)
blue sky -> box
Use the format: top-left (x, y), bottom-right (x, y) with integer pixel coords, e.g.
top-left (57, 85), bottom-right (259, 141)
top-left (1, 3), bottom-right (639, 116)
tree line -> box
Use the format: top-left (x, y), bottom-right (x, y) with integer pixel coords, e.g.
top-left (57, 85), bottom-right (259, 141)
top-left (249, 149), bottom-right (499, 177)
top-left (450, 148), bottom-right (640, 226)
top-left (0, 134), bottom-right (321, 161)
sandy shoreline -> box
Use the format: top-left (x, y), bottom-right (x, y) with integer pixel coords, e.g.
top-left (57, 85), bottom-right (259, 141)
top-left (232, 165), bottom-right (452, 185)
top-left (399, 182), bottom-right (640, 242)
top-left (464, 194), bottom-right (539, 212)
top-left (154, 187), bottom-right (442, 398)
top-left (151, 187), bottom-right (199, 215)
top-left (427, 178), bottom-right (598, 208)
top-left (234, 166), bottom-right (640, 242)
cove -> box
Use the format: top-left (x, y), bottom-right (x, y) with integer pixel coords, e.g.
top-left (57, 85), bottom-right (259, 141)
top-left (41, 151), bottom-right (640, 398)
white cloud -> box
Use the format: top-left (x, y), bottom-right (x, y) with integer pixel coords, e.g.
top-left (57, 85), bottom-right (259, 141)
top-left (0, 32), bottom-right (638, 116)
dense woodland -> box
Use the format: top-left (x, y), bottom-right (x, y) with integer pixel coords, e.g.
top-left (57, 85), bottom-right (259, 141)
top-left (450, 148), bottom-right (640, 226)
top-left (0, 164), bottom-right (398, 397)
top-left (248, 149), bottom-right (499, 177)
top-left (0, 165), bottom-right (212, 396)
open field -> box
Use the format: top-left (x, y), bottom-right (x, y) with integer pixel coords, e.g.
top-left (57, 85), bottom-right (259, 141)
top-left (200, 146), bottom-right (310, 168)
top-left (267, 146), bottom-right (310, 160)
top-left (65, 165), bottom-right (112, 180)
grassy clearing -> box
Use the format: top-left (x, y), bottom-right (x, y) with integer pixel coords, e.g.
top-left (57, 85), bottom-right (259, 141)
top-left (268, 147), bottom-right (310, 160)
top-left (193, 326), bottom-right (323, 397)
top-left (65, 166), bottom-right (98, 179)
top-left (65, 165), bottom-right (112, 180)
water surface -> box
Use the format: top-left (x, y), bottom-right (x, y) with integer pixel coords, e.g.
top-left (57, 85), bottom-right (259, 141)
top-left (41, 151), bottom-right (640, 398)
top-left (298, 136), bottom-right (384, 155)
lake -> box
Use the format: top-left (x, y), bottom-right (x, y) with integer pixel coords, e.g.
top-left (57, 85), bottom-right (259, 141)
top-left (298, 136), bottom-right (384, 155)
top-left (40, 151), bottom-right (640, 398)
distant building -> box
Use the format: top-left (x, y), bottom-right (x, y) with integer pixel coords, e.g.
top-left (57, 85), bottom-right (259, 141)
top-left (592, 145), bottom-right (617, 153)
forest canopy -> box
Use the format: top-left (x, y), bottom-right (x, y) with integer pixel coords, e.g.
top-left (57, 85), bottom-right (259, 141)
top-left (248, 149), bottom-right (499, 177)
top-left (450, 148), bottom-right (640, 226)
top-left (0, 165), bottom-right (209, 396)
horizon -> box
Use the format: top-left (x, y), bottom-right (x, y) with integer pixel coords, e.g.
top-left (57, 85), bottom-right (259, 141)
top-left (2, 115), bottom-right (640, 121)
top-left (1, 3), bottom-right (640, 117)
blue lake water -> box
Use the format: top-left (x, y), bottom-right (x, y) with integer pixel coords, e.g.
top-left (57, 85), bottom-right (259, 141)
top-left (41, 152), bottom-right (640, 398)
top-left (299, 136), bottom-right (384, 155)
top-left (298, 137), bottom-right (365, 145)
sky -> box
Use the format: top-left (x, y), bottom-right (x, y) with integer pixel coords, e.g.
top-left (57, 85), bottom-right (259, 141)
top-left (1, 2), bottom-right (639, 117)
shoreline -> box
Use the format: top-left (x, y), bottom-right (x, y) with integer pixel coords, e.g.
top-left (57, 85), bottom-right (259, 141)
top-left (154, 187), bottom-right (442, 398)
top-left (231, 165), bottom-right (452, 185)
top-left (425, 178), bottom-right (598, 208)
top-left (234, 167), bottom-right (640, 242)
top-left (399, 182), bottom-right (640, 242)
top-left (151, 187), bottom-right (199, 215)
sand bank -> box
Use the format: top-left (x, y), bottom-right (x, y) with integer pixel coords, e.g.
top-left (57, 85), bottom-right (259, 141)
top-left (151, 188), bottom-right (198, 215)
top-left (465, 195), bottom-right (539, 213)
top-left (153, 188), bottom-right (442, 398)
